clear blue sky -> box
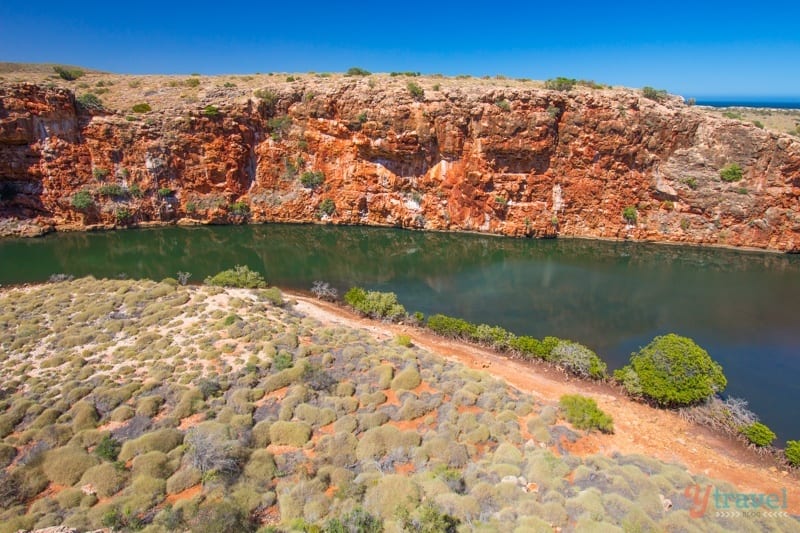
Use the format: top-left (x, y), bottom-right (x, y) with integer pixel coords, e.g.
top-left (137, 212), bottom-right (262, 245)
top-left (1, 1), bottom-right (798, 99)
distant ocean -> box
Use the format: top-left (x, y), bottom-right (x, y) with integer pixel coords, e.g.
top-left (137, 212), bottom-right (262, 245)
top-left (694, 99), bottom-right (800, 109)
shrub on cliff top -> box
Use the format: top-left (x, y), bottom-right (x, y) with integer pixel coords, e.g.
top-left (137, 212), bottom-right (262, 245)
top-left (204, 265), bottom-right (267, 289)
top-left (550, 340), bottom-right (607, 379)
top-left (54, 66), bottom-right (84, 81)
top-left (544, 77), bottom-right (576, 91)
top-left (345, 67), bottom-right (371, 77)
top-left (426, 314), bottom-right (477, 339)
top-left (76, 93), bottom-right (103, 111)
top-left (616, 334), bottom-right (726, 407)
top-left (642, 86), bottom-right (668, 101)
top-left (407, 81), bottom-right (424, 100)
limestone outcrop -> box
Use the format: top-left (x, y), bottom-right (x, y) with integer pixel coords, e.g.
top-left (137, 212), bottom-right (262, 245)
top-left (1, 77), bottom-right (798, 251)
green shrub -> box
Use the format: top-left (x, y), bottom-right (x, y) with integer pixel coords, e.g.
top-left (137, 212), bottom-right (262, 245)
top-left (42, 446), bottom-right (100, 485)
top-left (202, 105), bottom-right (219, 117)
top-left (184, 77), bottom-right (201, 88)
top-left (559, 395), bottom-right (614, 433)
top-left (427, 314), bottom-right (477, 339)
top-left (94, 435), bottom-right (121, 461)
top-left (300, 170), bottom-right (325, 189)
top-left (642, 86), bottom-right (668, 101)
top-left (617, 334), bottom-right (727, 406)
top-left (157, 187), bottom-right (173, 197)
top-left (132, 451), bottom-right (171, 479)
top-left (229, 201), bottom-right (250, 216)
top-left (76, 93), bottom-right (103, 111)
top-left (786, 441), bottom-right (800, 467)
top-left (391, 365), bottom-right (421, 390)
top-left (132, 103), bottom-right (152, 113)
top-left (80, 462), bottom-right (129, 498)
top-left (325, 507), bottom-right (382, 533)
top-left (550, 340), bottom-right (606, 379)
top-left (396, 334), bottom-right (412, 347)
top-left (0, 443), bottom-right (17, 468)
top-left (54, 66), bottom-right (84, 80)
top-left (720, 163), bottom-right (743, 182)
top-left (544, 77), bottom-right (576, 91)
top-left (740, 422), bottom-right (775, 447)
top-left (365, 474), bottom-right (420, 520)
top-left (344, 287), bottom-right (406, 319)
top-left (118, 428), bottom-right (184, 461)
top-left (622, 206), bottom-right (637, 224)
top-left (407, 81), bottom-right (424, 100)
top-left (97, 183), bottom-right (127, 197)
top-left (70, 190), bottom-right (94, 210)
top-left (345, 67), bottom-right (371, 76)
top-left (204, 265), bottom-right (267, 288)
top-left (495, 99), bottom-right (511, 111)
top-left (317, 198), bottom-right (336, 217)
top-left (268, 421), bottom-right (312, 447)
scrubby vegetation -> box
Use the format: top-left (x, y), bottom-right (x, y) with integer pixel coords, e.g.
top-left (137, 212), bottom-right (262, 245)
top-left (0, 278), bottom-right (794, 532)
top-left (615, 334), bottom-right (727, 407)
top-left (720, 162), bottom-right (744, 182)
top-left (559, 395), bottom-right (614, 434)
top-left (204, 265), bottom-right (267, 288)
top-left (343, 287), bottom-right (406, 320)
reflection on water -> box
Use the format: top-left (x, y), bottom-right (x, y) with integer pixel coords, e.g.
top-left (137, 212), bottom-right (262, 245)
top-left (1, 224), bottom-right (799, 442)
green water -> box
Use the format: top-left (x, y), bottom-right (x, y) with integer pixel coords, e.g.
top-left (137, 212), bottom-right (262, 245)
top-left (1, 224), bottom-right (799, 442)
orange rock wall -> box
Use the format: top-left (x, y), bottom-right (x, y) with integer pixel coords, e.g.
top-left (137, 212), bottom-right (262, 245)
top-left (1, 82), bottom-right (799, 250)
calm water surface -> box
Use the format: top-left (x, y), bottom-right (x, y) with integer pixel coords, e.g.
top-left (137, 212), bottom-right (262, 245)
top-left (1, 224), bottom-right (798, 442)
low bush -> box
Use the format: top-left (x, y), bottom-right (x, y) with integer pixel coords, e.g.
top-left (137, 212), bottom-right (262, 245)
top-left (407, 81), bottom-right (424, 100)
top-left (317, 198), bottom-right (336, 217)
top-left (54, 66), bottom-right (84, 80)
top-left (80, 462), bottom-right (129, 498)
top-left (94, 435), bottom-right (121, 462)
top-left (42, 446), bottom-right (100, 485)
top-left (720, 163), bottom-right (743, 182)
top-left (70, 190), bottom-right (94, 210)
top-left (622, 206), bottom-right (637, 224)
top-left (345, 67), bottom-right (371, 77)
top-left (427, 314), bottom-right (477, 339)
top-left (268, 421), bottom-right (312, 447)
top-left (391, 365), bottom-right (422, 390)
top-left (118, 428), bottom-right (184, 461)
top-left (786, 441), bottom-right (800, 467)
top-left (300, 170), bottom-right (325, 189)
top-left (132, 103), bottom-right (152, 113)
top-left (76, 93), bottom-right (103, 111)
top-left (550, 340), bottom-right (606, 379)
top-left (642, 86), bottom-right (668, 101)
top-left (324, 507), bottom-right (382, 533)
top-left (616, 334), bottom-right (726, 407)
top-left (204, 265), bottom-right (267, 288)
top-left (559, 394), bottom-right (614, 434)
top-left (343, 287), bottom-right (406, 320)
top-left (544, 77), bottom-right (576, 91)
top-left (740, 422), bottom-right (776, 447)
top-left (202, 105), bottom-right (219, 117)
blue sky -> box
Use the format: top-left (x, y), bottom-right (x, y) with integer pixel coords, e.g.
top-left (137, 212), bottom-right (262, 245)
top-left (1, 1), bottom-right (798, 98)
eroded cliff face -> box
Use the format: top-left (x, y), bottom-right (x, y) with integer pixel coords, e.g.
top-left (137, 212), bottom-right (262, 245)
top-left (1, 78), bottom-right (799, 250)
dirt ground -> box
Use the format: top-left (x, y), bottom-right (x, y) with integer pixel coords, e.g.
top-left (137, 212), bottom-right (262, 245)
top-left (289, 293), bottom-right (800, 514)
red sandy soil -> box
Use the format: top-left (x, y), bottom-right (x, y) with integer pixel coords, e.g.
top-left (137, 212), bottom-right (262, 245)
top-left (290, 293), bottom-right (800, 514)
top-left (165, 483), bottom-right (202, 504)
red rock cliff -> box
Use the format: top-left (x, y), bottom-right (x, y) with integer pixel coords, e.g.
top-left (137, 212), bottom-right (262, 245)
top-left (1, 78), bottom-right (799, 251)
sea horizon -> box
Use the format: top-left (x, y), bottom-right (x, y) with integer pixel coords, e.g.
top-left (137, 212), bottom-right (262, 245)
top-left (691, 96), bottom-right (800, 109)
